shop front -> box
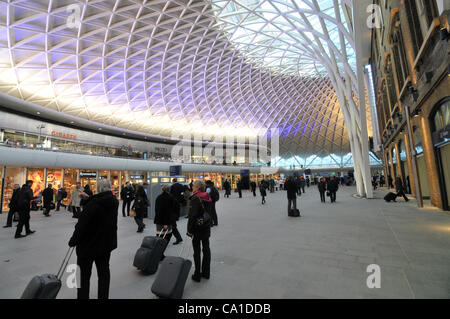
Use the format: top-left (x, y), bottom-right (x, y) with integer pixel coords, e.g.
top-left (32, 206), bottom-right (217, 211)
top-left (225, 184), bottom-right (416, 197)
top-left (63, 168), bottom-right (78, 206)
top-left (27, 168), bottom-right (45, 198)
top-left (111, 170), bottom-right (121, 198)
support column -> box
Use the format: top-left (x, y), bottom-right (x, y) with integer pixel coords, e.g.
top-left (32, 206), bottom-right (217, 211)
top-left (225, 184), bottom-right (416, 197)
top-left (405, 105), bottom-right (423, 207)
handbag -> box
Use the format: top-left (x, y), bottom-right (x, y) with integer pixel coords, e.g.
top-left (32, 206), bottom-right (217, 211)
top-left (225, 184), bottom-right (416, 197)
top-left (195, 196), bottom-right (211, 228)
top-left (326, 191), bottom-right (330, 197)
top-left (130, 208), bottom-right (136, 217)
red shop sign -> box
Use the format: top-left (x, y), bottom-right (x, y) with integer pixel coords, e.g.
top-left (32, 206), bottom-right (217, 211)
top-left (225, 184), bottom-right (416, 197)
top-left (51, 131), bottom-right (77, 140)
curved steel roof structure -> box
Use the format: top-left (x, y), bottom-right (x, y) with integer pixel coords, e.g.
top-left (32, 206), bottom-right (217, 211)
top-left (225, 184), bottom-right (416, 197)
top-left (0, 0), bottom-right (374, 196)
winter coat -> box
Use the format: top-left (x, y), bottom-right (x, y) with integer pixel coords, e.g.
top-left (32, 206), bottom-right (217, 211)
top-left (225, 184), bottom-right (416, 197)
top-left (318, 181), bottom-right (327, 193)
top-left (170, 182), bottom-right (184, 203)
top-left (71, 187), bottom-right (82, 207)
top-left (154, 192), bottom-right (177, 226)
top-left (327, 179), bottom-right (339, 192)
top-left (133, 188), bottom-right (149, 216)
top-left (259, 184), bottom-right (267, 196)
top-left (17, 185), bottom-right (33, 211)
top-left (121, 186), bottom-right (134, 201)
top-left (68, 191), bottom-right (119, 258)
top-left (42, 187), bottom-right (54, 208)
top-left (285, 179), bottom-right (297, 200)
top-left (188, 191), bottom-right (212, 238)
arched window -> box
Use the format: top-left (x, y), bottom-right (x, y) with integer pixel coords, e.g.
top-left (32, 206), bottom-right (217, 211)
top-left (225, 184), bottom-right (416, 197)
top-left (399, 140), bottom-right (407, 161)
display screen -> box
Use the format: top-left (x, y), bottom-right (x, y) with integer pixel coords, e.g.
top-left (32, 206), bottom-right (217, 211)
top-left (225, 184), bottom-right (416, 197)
top-left (160, 178), bottom-right (170, 183)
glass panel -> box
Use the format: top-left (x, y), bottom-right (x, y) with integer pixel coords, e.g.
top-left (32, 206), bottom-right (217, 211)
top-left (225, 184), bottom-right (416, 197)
top-left (46, 168), bottom-right (62, 196)
top-left (27, 168), bottom-right (45, 198)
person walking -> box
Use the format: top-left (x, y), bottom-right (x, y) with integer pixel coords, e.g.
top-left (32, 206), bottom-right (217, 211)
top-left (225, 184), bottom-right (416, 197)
top-left (42, 184), bottom-right (54, 217)
top-left (285, 176), bottom-right (297, 214)
top-left (132, 184), bottom-right (149, 233)
top-left (68, 179), bottom-right (118, 299)
top-left (71, 182), bottom-right (83, 218)
top-left (15, 180), bottom-right (36, 239)
top-left (170, 178), bottom-right (184, 245)
top-left (56, 186), bottom-right (67, 211)
top-left (223, 179), bottom-right (231, 198)
top-left (250, 181), bottom-right (257, 197)
top-left (300, 176), bottom-right (306, 194)
top-left (206, 180), bottom-right (219, 226)
top-left (187, 180), bottom-right (212, 282)
top-left (327, 176), bottom-right (339, 203)
top-left (236, 179), bottom-right (242, 198)
top-left (120, 182), bottom-right (134, 217)
top-left (259, 181), bottom-right (267, 204)
top-left (318, 177), bottom-right (327, 203)
top-left (3, 184), bottom-right (20, 228)
top-left (154, 185), bottom-right (176, 259)
top-left (395, 177), bottom-right (409, 202)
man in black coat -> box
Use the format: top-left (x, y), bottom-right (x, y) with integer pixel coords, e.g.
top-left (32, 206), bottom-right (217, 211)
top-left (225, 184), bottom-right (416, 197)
top-left (120, 182), bottom-right (134, 217)
top-left (155, 185), bottom-right (177, 258)
top-left (327, 176), bottom-right (339, 203)
top-left (285, 177), bottom-right (298, 214)
top-left (42, 184), bottom-right (54, 217)
top-left (170, 178), bottom-right (184, 245)
top-left (318, 178), bottom-right (327, 203)
top-left (3, 184), bottom-right (20, 228)
top-left (250, 181), bottom-right (257, 197)
top-left (223, 179), bottom-right (231, 198)
top-left (15, 180), bottom-right (35, 238)
top-left (69, 179), bottom-right (118, 299)
top-left (395, 177), bottom-right (409, 202)
top-left (236, 179), bottom-right (242, 198)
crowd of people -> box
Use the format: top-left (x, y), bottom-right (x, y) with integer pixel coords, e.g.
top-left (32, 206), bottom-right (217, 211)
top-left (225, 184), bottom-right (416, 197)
top-left (3, 171), bottom-right (411, 299)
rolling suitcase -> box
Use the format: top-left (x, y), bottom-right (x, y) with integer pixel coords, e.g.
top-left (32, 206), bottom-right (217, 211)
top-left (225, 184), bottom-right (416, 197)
top-left (21, 247), bottom-right (75, 299)
top-left (151, 238), bottom-right (192, 299)
top-left (133, 230), bottom-right (168, 275)
top-left (288, 208), bottom-right (301, 217)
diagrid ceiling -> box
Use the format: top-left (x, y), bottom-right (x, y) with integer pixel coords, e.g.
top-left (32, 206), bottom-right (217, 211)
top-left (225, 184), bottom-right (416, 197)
top-left (0, 0), bottom-right (372, 157)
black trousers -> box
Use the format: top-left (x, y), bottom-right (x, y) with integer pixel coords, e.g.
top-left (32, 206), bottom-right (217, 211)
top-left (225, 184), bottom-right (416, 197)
top-left (73, 206), bottom-right (81, 218)
top-left (192, 235), bottom-right (210, 277)
top-left (122, 199), bottom-right (132, 217)
top-left (5, 207), bottom-right (16, 226)
top-left (56, 200), bottom-right (66, 211)
top-left (134, 211), bottom-right (145, 230)
top-left (172, 221), bottom-right (183, 242)
top-left (252, 189), bottom-right (256, 197)
top-left (238, 189), bottom-right (242, 198)
top-left (77, 253), bottom-right (111, 299)
top-left (43, 205), bottom-right (51, 216)
top-left (210, 202), bottom-right (218, 226)
top-left (158, 232), bottom-right (172, 259)
top-left (15, 210), bottom-right (31, 236)
top-left (261, 196), bottom-right (266, 204)
top-left (330, 191), bottom-right (337, 203)
top-left (319, 191), bottom-right (326, 202)
top-left (301, 186), bottom-right (305, 193)
top-left (397, 191), bottom-right (409, 201)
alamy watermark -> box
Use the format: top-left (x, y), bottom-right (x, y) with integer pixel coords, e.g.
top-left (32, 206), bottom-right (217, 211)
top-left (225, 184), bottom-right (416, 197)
top-left (65, 264), bottom-right (80, 289)
top-left (366, 264), bottom-right (381, 289)
top-left (367, 4), bottom-right (383, 29)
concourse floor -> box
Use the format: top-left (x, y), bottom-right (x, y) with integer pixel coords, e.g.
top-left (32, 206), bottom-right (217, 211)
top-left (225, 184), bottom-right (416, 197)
top-left (1, 186), bottom-right (450, 299)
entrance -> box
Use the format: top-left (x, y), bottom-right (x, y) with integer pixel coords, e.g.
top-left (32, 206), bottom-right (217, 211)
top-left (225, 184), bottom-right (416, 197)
top-left (80, 170), bottom-right (97, 195)
top-left (431, 98), bottom-right (450, 210)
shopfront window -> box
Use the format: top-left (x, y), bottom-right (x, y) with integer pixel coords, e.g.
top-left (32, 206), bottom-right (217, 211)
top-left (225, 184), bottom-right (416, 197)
top-left (111, 171), bottom-right (121, 198)
top-left (46, 169), bottom-right (62, 193)
top-left (27, 168), bottom-right (45, 198)
top-left (80, 170), bottom-right (97, 194)
top-left (2, 167), bottom-right (25, 212)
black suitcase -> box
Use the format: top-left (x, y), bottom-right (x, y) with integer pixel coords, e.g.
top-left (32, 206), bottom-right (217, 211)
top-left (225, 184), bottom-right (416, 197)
top-left (133, 231), bottom-right (168, 275)
top-left (384, 192), bottom-right (397, 202)
top-left (151, 239), bottom-right (192, 299)
top-left (21, 247), bottom-right (74, 299)
top-left (288, 208), bottom-right (301, 217)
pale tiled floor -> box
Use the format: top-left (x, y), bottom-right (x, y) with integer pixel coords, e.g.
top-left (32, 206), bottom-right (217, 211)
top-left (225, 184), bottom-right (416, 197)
top-left (1, 185), bottom-right (449, 299)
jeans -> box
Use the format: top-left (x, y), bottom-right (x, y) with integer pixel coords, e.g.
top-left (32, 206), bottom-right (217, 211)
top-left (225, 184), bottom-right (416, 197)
top-left (15, 210), bottom-right (31, 236)
top-left (330, 191), bottom-right (337, 203)
top-left (192, 236), bottom-right (211, 277)
top-left (77, 253), bottom-right (111, 299)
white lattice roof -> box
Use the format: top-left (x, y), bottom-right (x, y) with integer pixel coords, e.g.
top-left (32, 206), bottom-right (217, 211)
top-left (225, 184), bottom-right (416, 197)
top-left (0, 0), bottom-right (371, 157)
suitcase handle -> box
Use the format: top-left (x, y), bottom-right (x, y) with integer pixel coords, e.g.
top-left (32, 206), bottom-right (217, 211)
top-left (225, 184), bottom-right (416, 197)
top-left (158, 227), bottom-right (169, 239)
top-left (56, 247), bottom-right (75, 280)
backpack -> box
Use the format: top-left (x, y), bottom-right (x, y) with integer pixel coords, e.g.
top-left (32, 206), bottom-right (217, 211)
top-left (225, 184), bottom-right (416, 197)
top-left (209, 186), bottom-right (219, 202)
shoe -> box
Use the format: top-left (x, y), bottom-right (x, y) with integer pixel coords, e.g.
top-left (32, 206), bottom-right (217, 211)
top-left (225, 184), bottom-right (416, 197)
top-left (160, 255), bottom-right (165, 262)
top-left (137, 229), bottom-right (143, 233)
top-left (3, 225), bottom-right (12, 228)
top-left (15, 234), bottom-right (27, 239)
top-left (191, 274), bottom-right (201, 282)
top-left (26, 230), bottom-right (35, 235)
top-left (201, 273), bottom-right (210, 280)
top-left (173, 240), bottom-right (183, 245)
top-left (45, 214), bottom-right (50, 217)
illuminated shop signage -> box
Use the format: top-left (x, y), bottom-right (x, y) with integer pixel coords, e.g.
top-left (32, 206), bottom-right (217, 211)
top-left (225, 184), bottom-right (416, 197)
top-left (130, 175), bottom-right (144, 179)
top-left (51, 131), bottom-right (77, 140)
top-left (80, 172), bottom-right (97, 178)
